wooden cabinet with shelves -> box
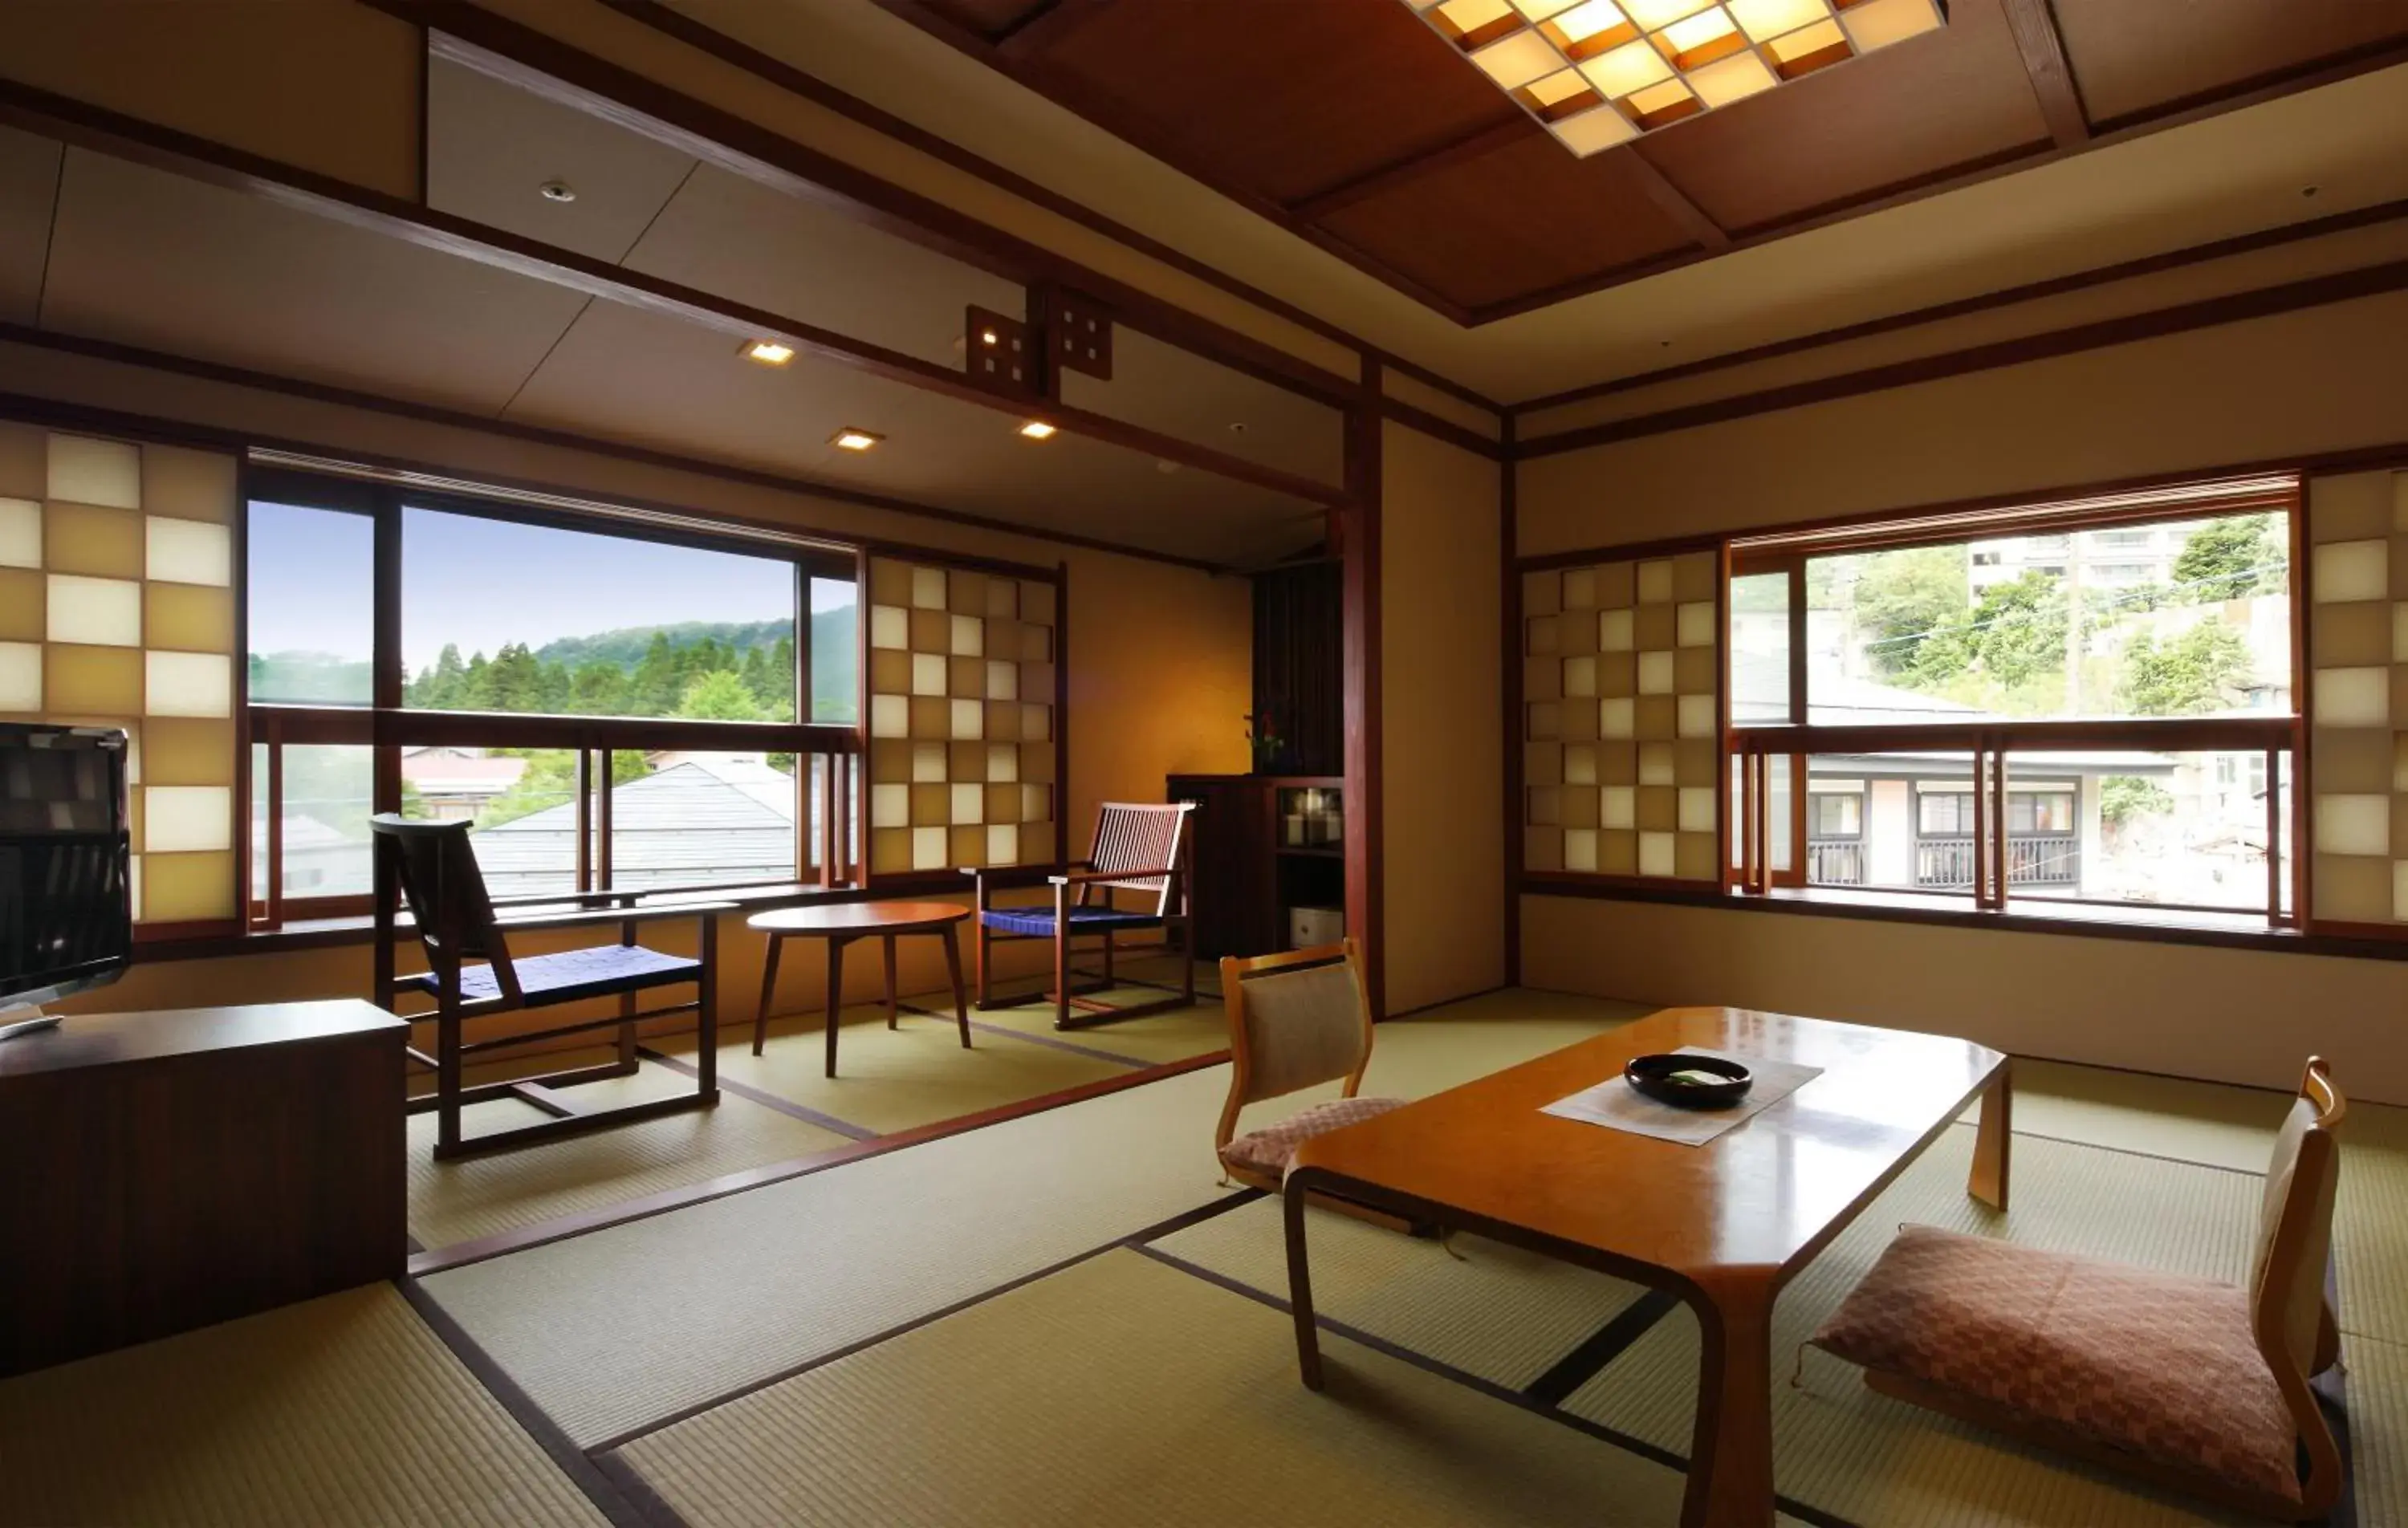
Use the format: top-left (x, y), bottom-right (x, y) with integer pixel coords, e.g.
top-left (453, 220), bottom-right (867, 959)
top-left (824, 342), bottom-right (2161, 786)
top-left (1166, 774), bottom-right (1345, 960)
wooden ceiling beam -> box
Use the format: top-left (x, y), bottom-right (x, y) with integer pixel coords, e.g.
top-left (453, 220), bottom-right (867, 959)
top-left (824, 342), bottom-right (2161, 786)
top-left (0, 79), bottom-right (1351, 511)
top-left (1287, 116), bottom-right (1531, 221)
top-left (994, 0), bottom-right (1113, 59)
top-left (1621, 146), bottom-right (1731, 252)
top-left (1999, 0), bottom-right (2091, 149)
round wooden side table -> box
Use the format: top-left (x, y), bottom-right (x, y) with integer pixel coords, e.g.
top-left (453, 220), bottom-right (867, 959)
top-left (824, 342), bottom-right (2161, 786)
top-left (748, 902), bottom-right (973, 1078)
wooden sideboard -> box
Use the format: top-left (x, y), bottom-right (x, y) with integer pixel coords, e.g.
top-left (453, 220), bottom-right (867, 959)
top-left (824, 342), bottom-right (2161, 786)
top-left (0, 999), bottom-right (408, 1376)
top-left (1167, 774), bottom-right (1345, 960)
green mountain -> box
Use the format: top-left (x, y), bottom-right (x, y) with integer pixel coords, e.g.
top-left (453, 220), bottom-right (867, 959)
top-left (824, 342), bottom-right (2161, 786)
top-left (533, 610), bottom-right (854, 703)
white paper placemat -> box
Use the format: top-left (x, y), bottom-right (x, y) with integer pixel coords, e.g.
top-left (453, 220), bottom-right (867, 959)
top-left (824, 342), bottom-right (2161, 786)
top-left (1540, 1047), bottom-right (1824, 1147)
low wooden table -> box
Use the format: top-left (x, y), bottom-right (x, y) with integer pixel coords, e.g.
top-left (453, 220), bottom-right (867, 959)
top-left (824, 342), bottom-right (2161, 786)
top-left (1282, 1006), bottom-right (2009, 1528)
top-left (750, 902), bottom-right (973, 1077)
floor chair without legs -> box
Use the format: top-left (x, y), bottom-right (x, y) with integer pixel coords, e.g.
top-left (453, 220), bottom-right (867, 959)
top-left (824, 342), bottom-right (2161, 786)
top-left (964, 800), bottom-right (1196, 1030)
top-left (372, 815), bottom-right (729, 1161)
top-left (1811, 1056), bottom-right (2347, 1521)
top-left (1215, 939), bottom-right (1416, 1233)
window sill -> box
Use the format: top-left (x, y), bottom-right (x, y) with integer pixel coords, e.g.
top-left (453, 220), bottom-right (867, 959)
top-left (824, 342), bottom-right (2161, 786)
top-left (134, 875), bottom-right (983, 964)
top-left (1518, 876), bottom-right (2408, 962)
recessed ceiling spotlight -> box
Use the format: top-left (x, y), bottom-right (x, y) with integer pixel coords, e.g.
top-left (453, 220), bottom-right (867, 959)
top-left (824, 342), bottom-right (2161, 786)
top-left (1227, 422), bottom-right (1249, 435)
top-left (2301, 185), bottom-right (2321, 199)
top-left (539, 181), bottom-right (577, 203)
top-left (1018, 421), bottom-right (1058, 441)
top-left (1155, 459), bottom-right (1182, 475)
top-left (742, 339), bottom-right (795, 366)
top-left (830, 428), bottom-right (884, 452)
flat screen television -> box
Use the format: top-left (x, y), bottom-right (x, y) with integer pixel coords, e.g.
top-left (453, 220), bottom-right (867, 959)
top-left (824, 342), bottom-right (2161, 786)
top-left (0, 721), bottom-right (132, 1022)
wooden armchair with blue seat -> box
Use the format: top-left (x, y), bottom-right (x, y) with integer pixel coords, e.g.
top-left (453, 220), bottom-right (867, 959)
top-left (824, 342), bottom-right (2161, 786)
top-left (372, 815), bottom-right (728, 1160)
top-left (962, 800), bottom-right (1196, 1030)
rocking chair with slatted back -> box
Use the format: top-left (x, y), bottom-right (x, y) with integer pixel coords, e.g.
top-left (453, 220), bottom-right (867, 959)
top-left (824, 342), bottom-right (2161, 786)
top-left (372, 815), bottom-right (726, 1160)
top-left (962, 800), bottom-right (1195, 1030)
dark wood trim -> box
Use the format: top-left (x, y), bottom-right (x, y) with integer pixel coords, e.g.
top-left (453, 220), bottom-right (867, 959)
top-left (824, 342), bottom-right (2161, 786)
top-left (414, 3), bottom-right (1369, 417)
top-left (1623, 144), bottom-right (1731, 251)
top-left (403, 1046), bottom-right (1230, 1275)
top-left (1377, 396), bottom-right (1502, 460)
top-left (1343, 368), bottom-right (1385, 1018)
top-left (0, 325), bottom-right (1235, 575)
top-left (1054, 558), bottom-right (1072, 877)
top-left (851, 0), bottom-right (1479, 323)
top-left (1517, 530), bottom-right (1727, 572)
top-left (1467, 32), bottom-right (2408, 327)
top-left (1999, 0), bottom-right (2089, 149)
top-left (993, 0), bottom-right (1111, 59)
top-left (1285, 116), bottom-right (1528, 221)
top-left (1515, 255), bottom-right (2408, 457)
top-left (0, 77), bottom-right (1343, 510)
top-left (1499, 416), bottom-right (1521, 988)
top-left (1517, 876), bottom-right (2408, 964)
top-left (1513, 196), bottom-right (2408, 417)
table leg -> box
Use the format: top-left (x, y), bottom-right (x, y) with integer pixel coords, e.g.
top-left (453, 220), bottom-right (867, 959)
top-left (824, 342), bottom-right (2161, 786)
top-left (1971, 1058), bottom-right (2011, 1212)
top-left (1683, 1283), bottom-right (1775, 1528)
top-left (882, 935), bottom-right (899, 1030)
top-left (941, 925), bottom-right (971, 1050)
top-left (1283, 1173), bottom-right (1324, 1391)
top-left (824, 936), bottom-right (847, 1079)
top-left (752, 933), bottom-right (783, 1058)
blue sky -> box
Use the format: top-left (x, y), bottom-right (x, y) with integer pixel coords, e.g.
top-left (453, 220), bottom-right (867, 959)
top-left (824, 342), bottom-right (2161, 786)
top-left (248, 503), bottom-right (850, 674)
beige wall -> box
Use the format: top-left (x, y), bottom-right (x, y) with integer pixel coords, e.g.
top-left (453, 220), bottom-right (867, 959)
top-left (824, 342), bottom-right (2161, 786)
top-left (16, 341), bottom-right (1249, 1041)
top-left (1515, 292), bottom-right (2408, 1103)
top-left (1380, 421), bottom-right (1505, 1014)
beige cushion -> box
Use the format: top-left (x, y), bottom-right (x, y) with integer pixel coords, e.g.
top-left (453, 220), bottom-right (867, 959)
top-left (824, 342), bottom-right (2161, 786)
top-left (1237, 961), bottom-right (1367, 1103)
top-left (1220, 1096), bottom-right (1406, 1178)
top-left (1813, 1225), bottom-right (2300, 1504)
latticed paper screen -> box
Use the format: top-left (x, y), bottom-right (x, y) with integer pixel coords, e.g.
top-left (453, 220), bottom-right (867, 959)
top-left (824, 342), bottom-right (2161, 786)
top-left (2306, 469), bottom-right (2408, 925)
top-left (0, 424), bottom-right (239, 924)
top-left (864, 558), bottom-right (1059, 876)
top-left (1523, 550), bottom-right (1720, 880)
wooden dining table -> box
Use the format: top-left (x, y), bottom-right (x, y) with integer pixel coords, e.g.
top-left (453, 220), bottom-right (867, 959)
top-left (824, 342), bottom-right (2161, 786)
top-left (1281, 1006), bottom-right (2009, 1528)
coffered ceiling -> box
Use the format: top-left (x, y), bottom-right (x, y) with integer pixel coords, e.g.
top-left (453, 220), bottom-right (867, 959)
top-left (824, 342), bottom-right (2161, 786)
top-left (830, 0), bottom-right (2408, 323)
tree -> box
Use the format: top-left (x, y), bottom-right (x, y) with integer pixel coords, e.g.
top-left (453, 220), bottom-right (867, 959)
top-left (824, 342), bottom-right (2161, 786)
top-left (2117, 621), bottom-right (2253, 717)
top-left (1963, 571), bottom-right (2067, 689)
top-left (1845, 547), bottom-right (1969, 681)
top-left (2099, 774), bottom-right (2172, 830)
top-left (2171, 514), bottom-right (2284, 603)
top-left (674, 669), bottom-right (765, 721)
top-left (633, 631), bottom-right (683, 714)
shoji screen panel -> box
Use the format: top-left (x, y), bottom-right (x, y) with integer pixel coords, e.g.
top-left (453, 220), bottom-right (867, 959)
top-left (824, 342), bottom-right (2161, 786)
top-left (864, 556), bottom-right (1059, 876)
top-left (0, 423), bottom-right (239, 925)
top-left (1522, 549), bottom-right (1720, 881)
top-left (2306, 469), bottom-right (2408, 928)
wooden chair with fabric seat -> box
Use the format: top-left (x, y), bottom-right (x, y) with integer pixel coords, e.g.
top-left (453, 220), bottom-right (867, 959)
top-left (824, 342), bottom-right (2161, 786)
top-left (1810, 1056), bottom-right (2346, 1521)
top-left (372, 815), bottom-right (728, 1161)
top-left (964, 800), bottom-right (1195, 1030)
top-left (1214, 940), bottom-right (1409, 1225)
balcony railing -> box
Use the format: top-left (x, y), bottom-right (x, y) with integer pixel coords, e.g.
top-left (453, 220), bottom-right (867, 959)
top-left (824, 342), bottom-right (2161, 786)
top-left (1916, 835), bottom-right (2078, 889)
top-left (1808, 839), bottom-right (1865, 885)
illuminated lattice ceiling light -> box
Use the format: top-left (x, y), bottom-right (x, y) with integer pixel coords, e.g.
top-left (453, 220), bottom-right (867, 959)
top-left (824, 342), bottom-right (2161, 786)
top-left (1403, 0), bottom-right (1945, 156)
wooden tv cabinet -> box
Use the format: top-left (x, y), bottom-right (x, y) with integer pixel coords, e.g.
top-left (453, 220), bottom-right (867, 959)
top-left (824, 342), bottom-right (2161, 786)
top-left (0, 998), bottom-right (408, 1377)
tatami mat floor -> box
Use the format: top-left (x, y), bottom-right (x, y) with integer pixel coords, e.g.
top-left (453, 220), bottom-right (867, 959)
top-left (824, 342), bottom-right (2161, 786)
top-left (16, 986), bottom-right (2406, 1528)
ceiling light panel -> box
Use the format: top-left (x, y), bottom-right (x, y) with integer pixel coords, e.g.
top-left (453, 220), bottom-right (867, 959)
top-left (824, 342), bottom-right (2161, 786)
top-left (1401, 0), bottom-right (1943, 155)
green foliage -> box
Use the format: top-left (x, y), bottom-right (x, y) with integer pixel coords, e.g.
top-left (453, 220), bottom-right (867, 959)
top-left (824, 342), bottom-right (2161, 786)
top-left (2171, 514), bottom-right (2284, 603)
top-left (675, 669), bottom-right (765, 721)
top-left (2117, 621), bottom-right (2252, 717)
top-left (2099, 774), bottom-right (2172, 828)
top-left (247, 650), bottom-right (372, 704)
top-left (476, 748), bottom-right (651, 829)
top-left (1961, 571), bottom-right (2068, 689)
top-left (1842, 547), bottom-right (1968, 680)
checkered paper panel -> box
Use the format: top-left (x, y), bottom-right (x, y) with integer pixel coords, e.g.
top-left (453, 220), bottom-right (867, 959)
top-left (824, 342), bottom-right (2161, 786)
top-left (2305, 471), bottom-right (2408, 926)
top-left (864, 558), bottom-right (1059, 876)
top-left (1522, 550), bottom-right (1720, 881)
top-left (0, 422), bottom-right (240, 924)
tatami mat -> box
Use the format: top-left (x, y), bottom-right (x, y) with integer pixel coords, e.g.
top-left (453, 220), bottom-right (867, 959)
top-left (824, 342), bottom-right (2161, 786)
top-left (2346, 1331), bottom-right (2408, 1528)
top-left (968, 989), bottom-right (1231, 1065)
top-left (1150, 1197), bottom-right (1646, 1390)
top-left (1564, 1127), bottom-right (2265, 1527)
top-left (613, 1247), bottom-right (1804, 1528)
top-left (1361, 988), bottom-right (1654, 1099)
top-left (2333, 1100), bottom-right (2408, 1347)
top-left (407, 1061), bottom-right (853, 1251)
top-left (0, 1285), bottom-right (606, 1528)
top-left (1989, 1058), bottom-right (2289, 1173)
top-left (418, 1062), bottom-right (1256, 1449)
top-left (653, 1000), bottom-right (1140, 1138)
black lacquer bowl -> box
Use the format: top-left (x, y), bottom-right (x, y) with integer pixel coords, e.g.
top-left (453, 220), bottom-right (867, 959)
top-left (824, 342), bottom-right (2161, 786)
top-left (1623, 1053), bottom-right (1753, 1109)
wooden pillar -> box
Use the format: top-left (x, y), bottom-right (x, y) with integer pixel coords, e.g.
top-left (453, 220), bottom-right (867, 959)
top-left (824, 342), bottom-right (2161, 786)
top-left (1343, 360), bottom-right (1385, 1018)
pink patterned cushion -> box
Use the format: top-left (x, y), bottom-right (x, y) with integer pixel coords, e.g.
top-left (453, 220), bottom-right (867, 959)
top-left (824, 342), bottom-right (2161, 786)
top-left (1814, 1225), bottom-right (2300, 1503)
top-left (1220, 1096), bottom-right (1406, 1177)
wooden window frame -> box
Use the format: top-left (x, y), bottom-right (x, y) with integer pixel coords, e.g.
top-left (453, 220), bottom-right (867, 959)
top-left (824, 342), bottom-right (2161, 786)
top-left (1726, 487), bottom-right (2305, 930)
top-left (242, 466), bottom-right (865, 930)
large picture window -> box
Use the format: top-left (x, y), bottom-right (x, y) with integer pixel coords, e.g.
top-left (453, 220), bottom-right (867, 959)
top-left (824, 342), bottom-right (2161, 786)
top-left (1727, 477), bottom-right (2301, 927)
top-left (243, 469), bottom-right (864, 925)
